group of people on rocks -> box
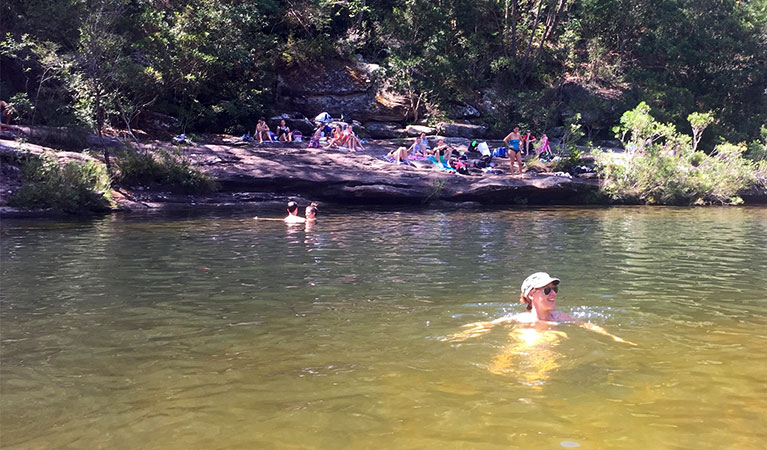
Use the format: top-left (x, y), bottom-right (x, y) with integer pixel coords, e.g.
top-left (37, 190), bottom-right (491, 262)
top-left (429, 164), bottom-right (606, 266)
top-left (254, 112), bottom-right (557, 177)
top-left (310, 122), bottom-right (364, 152)
top-left (385, 133), bottom-right (467, 173)
top-left (253, 118), bottom-right (302, 144)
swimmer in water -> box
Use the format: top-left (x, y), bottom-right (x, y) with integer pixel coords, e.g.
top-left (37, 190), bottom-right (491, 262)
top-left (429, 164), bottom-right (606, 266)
top-left (284, 201), bottom-right (305, 224)
top-left (304, 202), bottom-right (318, 222)
top-left (445, 272), bottom-right (636, 345)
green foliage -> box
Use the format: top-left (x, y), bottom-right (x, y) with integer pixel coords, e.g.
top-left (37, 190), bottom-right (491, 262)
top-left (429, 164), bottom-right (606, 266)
top-left (115, 149), bottom-right (218, 194)
top-left (7, 92), bottom-right (34, 122)
top-left (596, 136), bottom-right (758, 205)
top-left (1, 0), bottom-right (765, 143)
top-left (746, 125), bottom-right (767, 161)
top-left (599, 103), bottom-right (759, 204)
top-left (687, 111), bottom-right (715, 152)
top-left (9, 153), bottom-right (113, 213)
top-left (552, 147), bottom-right (584, 173)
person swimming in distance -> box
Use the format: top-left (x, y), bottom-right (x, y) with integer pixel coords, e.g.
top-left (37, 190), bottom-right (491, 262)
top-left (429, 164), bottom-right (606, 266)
top-left (284, 201), bottom-right (305, 224)
top-left (305, 203), bottom-right (318, 222)
top-left (445, 272), bottom-right (636, 345)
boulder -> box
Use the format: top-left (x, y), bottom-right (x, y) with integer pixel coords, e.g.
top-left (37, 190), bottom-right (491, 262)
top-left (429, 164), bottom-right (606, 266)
top-left (364, 122), bottom-right (405, 139)
top-left (276, 59), bottom-right (410, 122)
top-left (405, 125), bottom-right (436, 137)
top-left (446, 102), bottom-right (481, 119)
top-left (268, 115), bottom-right (315, 135)
top-left (436, 122), bottom-right (487, 139)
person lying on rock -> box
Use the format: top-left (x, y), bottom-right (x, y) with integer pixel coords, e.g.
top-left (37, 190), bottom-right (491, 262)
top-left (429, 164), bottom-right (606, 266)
top-left (386, 146), bottom-right (411, 164)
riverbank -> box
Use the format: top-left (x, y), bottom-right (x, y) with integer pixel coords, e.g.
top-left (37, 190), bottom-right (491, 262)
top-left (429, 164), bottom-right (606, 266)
top-left (2, 131), bottom-right (766, 217)
top-left (0, 134), bottom-right (604, 216)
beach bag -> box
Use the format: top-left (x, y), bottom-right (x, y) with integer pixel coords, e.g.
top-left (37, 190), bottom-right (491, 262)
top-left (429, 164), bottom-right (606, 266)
top-left (493, 147), bottom-right (508, 158)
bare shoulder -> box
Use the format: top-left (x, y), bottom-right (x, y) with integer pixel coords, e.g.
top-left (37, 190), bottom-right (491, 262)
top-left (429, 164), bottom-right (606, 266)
top-left (552, 311), bottom-right (577, 322)
top-left (502, 312), bottom-right (535, 323)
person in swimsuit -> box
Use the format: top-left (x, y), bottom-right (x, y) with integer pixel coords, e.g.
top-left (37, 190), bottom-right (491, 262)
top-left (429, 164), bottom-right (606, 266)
top-left (503, 126), bottom-right (524, 175)
top-left (444, 272), bottom-right (636, 344)
top-left (409, 133), bottom-right (429, 156)
top-left (255, 118), bottom-right (273, 144)
top-left (276, 119), bottom-right (292, 142)
top-left (386, 146), bottom-right (411, 164)
top-left (522, 130), bottom-right (536, 156)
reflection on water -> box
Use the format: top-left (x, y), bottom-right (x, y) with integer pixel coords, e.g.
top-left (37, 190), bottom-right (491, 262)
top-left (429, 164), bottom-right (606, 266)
top-left (1, 206), bottom-right (767, 449)
top-left (489, 328), bottom-right (568, 388)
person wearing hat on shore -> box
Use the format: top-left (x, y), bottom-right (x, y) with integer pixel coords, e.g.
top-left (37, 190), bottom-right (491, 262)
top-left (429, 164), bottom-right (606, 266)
top-left (284, 201), bottom-right (305, 224)
top-left (444, 272), bottom-right (636, 345)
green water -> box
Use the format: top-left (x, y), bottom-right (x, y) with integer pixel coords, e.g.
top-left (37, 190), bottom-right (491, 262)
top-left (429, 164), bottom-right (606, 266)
top-left (1, 207), bottom-right (766, 449)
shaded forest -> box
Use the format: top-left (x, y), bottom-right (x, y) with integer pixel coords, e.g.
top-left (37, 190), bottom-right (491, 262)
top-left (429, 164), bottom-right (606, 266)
top-left (2, 0), bottom-right (766, 145)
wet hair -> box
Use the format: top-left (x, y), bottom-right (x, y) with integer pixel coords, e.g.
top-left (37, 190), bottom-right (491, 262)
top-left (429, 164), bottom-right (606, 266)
top-left (287, 201), bottom-right (298, 213)
top-left (305, 202), bottom-right (318, 217)
top-left (520, 293), bottom-right (533, 311)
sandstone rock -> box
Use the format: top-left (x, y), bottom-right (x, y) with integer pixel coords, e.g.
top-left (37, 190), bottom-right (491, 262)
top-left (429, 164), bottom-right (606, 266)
top-left (436, 122), bottom-right (487, 139)
top-left (276, 59), bottom-right (410, 122)
top-left (365, 122), bottom-right (405, 139)
top-left (446, 102), bottom-right (481, 119)
top-left (268, 115), bottom-right (315, 135)
top-left (405, 125), bottom-right (436, 136)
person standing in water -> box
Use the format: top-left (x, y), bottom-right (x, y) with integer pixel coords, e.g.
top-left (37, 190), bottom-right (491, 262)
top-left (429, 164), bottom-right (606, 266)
top-left (503, 126), bottom-right (524, 176)
top-left (304, 203), bottom-right (318, 222)
top-left (284, 201), bottom-right (305, 224)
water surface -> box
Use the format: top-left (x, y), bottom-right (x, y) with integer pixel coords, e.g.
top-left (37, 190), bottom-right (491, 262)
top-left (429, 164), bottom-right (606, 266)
top-left (2, 207), bottom-right (766, 449)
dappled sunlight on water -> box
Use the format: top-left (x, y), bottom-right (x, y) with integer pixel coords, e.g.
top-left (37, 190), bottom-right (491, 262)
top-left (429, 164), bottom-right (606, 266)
top-left (1, 207), bottom-right (766, 448)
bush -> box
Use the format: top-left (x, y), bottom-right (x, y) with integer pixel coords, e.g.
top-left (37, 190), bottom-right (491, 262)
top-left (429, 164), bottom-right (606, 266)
top-left (9, 154), bottom-right (113, 213)
top-left (551, 147), bottom-right (584, 173)
top-left (596, 143), bottom-right (757, 205)
top-left (115, 149), bottom-right (218, 194)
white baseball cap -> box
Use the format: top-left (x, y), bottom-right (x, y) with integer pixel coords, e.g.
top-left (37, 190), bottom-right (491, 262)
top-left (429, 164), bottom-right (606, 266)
top-left (521, 272), bottom-right (560, 297)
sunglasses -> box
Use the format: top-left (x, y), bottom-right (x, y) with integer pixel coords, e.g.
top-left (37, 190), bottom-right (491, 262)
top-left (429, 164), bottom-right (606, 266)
top-left (542, 285), bottom-right (559, 295)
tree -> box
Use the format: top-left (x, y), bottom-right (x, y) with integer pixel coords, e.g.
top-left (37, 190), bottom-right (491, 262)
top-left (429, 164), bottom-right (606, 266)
top-left (687, 111), bottom-right (714, 153)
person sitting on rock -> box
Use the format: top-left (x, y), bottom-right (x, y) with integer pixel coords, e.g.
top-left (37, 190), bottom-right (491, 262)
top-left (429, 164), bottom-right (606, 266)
top-left (536, 134), bottom-right (553, 160)
top-left (345, 125), bottom-right (365, 152)
top-left (324, 125), bottom-right (346, 149)
top-left (0, 100), bottom-right (14, 131)
top-left (276, 119), bottom-right (292, 142)
top-left (309, 126), bottom-right (323, 148)
top-left (409, 133), bottom-right (429, 157)
top-left (255, 118), bottom-right (273, 144)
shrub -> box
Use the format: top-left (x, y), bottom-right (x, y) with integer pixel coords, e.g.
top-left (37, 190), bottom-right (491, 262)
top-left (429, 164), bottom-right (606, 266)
top-left (551, 147), bottom-right (584, 173)
top-left (596, 143), bottom-right (757, 205)
top-left (9, 154), bottom-right (113, 213)
top-left (115, 149), bottom-right (218, 194)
